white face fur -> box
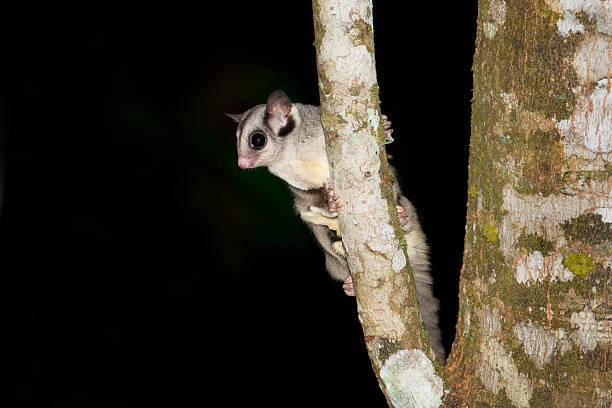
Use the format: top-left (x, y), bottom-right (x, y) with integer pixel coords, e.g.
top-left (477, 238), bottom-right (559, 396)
top-left (228, 90), bottom-right (330, 190)
top-left (234, 104), bottom-right (290, 170)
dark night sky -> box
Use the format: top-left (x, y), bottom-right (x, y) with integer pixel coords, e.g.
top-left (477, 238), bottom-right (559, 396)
top-left (5, 3), bottom-right (477, 407)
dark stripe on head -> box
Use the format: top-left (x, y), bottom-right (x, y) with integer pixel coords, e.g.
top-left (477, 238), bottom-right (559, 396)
top-left (238, 106), bottom-right (260, 135)
top-left (278, 116), bottom-right (295, 137)
top-left (264, 111), bottom-right (273, 128)
top-left (264, 109), bottom-right (295, 137)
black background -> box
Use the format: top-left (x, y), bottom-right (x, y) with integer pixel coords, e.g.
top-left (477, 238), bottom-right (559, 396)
top-left (6, 3), bottom-right (476, 406)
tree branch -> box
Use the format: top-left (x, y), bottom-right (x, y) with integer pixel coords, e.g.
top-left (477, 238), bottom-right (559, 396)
top-left (312, 1), bottom-right (444, 406)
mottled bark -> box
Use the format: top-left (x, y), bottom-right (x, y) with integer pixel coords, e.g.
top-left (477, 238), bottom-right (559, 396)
top-left (312, 1), bottom-right (443, 407)
top-left (444, 1), bottom-right (611, 407)
top-left (313, 0), bottom-right (610, 407)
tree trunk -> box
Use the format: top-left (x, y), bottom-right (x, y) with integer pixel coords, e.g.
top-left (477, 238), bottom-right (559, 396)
top-left (314, 0), bottom-right (610, 407)
top-left (444, 0), bottom-right (612, 407)
top-left (312, 1), bottom-right (444, 407)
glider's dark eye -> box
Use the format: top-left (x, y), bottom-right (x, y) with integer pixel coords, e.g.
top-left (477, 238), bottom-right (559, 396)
top-left (250, 132), bottom-right (266, 150)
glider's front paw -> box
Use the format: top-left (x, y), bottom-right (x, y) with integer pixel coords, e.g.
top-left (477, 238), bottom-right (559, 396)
top-left (324, 179), bottom-right (345, 214)
top-left (343, 276), bottom-right (355, 297)
top-left (397, 205), bottom-right (409, 227)
top-left (382, 114), bottom-right (393, 138)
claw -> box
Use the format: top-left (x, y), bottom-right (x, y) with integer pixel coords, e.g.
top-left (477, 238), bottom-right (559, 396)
top-left (381, 114), bottom-right (394, 142)
top-left (324, 178), bottom-right (345, 214)
top-left (382, 114), bottom-right (392, 130)
top-left (396, 205), bottom-right (408, 227)
top-left (343, 276), bottom-right (355, 296)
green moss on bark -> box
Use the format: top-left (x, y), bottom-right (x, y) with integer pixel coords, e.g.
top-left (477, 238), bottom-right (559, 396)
top-left (562, 213), bottom-right (612, 244)
top-left (350, 18), bottom-right (375, 56)
top-left (563, 164), bottom-right (612, 184)
top-left (312, 1), bottom-right (324, 55)
top-left (512, 129), bottom-right (565, 196)
top-left (517, 232), bottom-right (555, 256)
top-left (451, 0), bottom-right (610, 405)
top-left (486, 1), bottom-right (578, 119)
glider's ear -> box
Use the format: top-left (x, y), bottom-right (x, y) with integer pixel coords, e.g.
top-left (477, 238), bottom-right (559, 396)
top-left (224, 112), bottom-right (244, 123)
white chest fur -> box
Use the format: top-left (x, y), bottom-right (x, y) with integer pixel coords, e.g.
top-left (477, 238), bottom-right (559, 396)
top-left (268, 158), bottom-right (330, 190)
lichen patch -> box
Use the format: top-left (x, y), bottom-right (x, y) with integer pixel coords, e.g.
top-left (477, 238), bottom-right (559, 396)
top-left (563, 253), bottom-right (595, 276)
top-left (501, 184), bottom-right (611, 284)
top-left (515, 252), bottom-right (575, 284)
top-left (594, 207), bottom-right (612, 223)
top-left (379, 349), bottom-right (443, 408)
top-left (513, 322), bottom-right (560, 367)
top-left (557, 12), bottom-right (585, 37)
top-left (392, 250), bottom-right (407, 273)
top-left (475, 305), bottom-right (534, 407)
top-left (570, 305), bottom-right (599, 352)
top-left (317, 1), bottom-right (377, 98)
top-left (571, 36), bottom-right (612, 85)
top-left (478, 337), bottom-right (534, 408)
top-left (484, 223), bottom-right (499, 243)
top-left (484, 0), bottom-right (507, 39)
top-left (569, 304), bottom-right (612, 355)
top-left (557, 79), bottom-right (612, 153)
top-left (478, 304), bottom-right (502, 337)
top-left (557, 0), bottom-right (612, 36)
top-left (367, 107), bottom-right (379, 132)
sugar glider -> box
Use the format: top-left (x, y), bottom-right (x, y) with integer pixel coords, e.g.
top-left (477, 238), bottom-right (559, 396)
top-left (226, 90), bottom-right (445, 364)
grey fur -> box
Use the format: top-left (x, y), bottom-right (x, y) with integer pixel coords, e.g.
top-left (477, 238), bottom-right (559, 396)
top-left (228, 90), bottom-right (445, 364)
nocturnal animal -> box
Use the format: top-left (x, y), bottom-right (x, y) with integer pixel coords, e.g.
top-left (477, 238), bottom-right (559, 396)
top-left (226, 90), bottom-right (445, 364)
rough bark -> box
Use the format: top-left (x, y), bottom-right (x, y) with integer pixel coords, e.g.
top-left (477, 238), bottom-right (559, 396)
top-left (313, 0), bottom-right (610, 407)
top-left (312, 1), bottom-right (444, 407)
top-left (444, 1), bottom-right (612, 407)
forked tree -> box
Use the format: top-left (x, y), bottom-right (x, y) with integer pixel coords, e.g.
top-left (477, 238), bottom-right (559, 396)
top-left (312, 0), bottom-right (611, 407)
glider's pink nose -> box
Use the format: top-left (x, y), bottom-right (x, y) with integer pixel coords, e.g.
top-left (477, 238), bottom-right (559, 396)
top-left (238, 156), bottom-right (253, 169)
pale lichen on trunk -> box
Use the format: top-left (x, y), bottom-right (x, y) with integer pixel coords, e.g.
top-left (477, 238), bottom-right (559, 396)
top-left (311, 0), bottom-right (610, 406)
top-left (312, 1), bottom-right (443, 406)
top-left (445, 1), bottom-right (611, 407)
